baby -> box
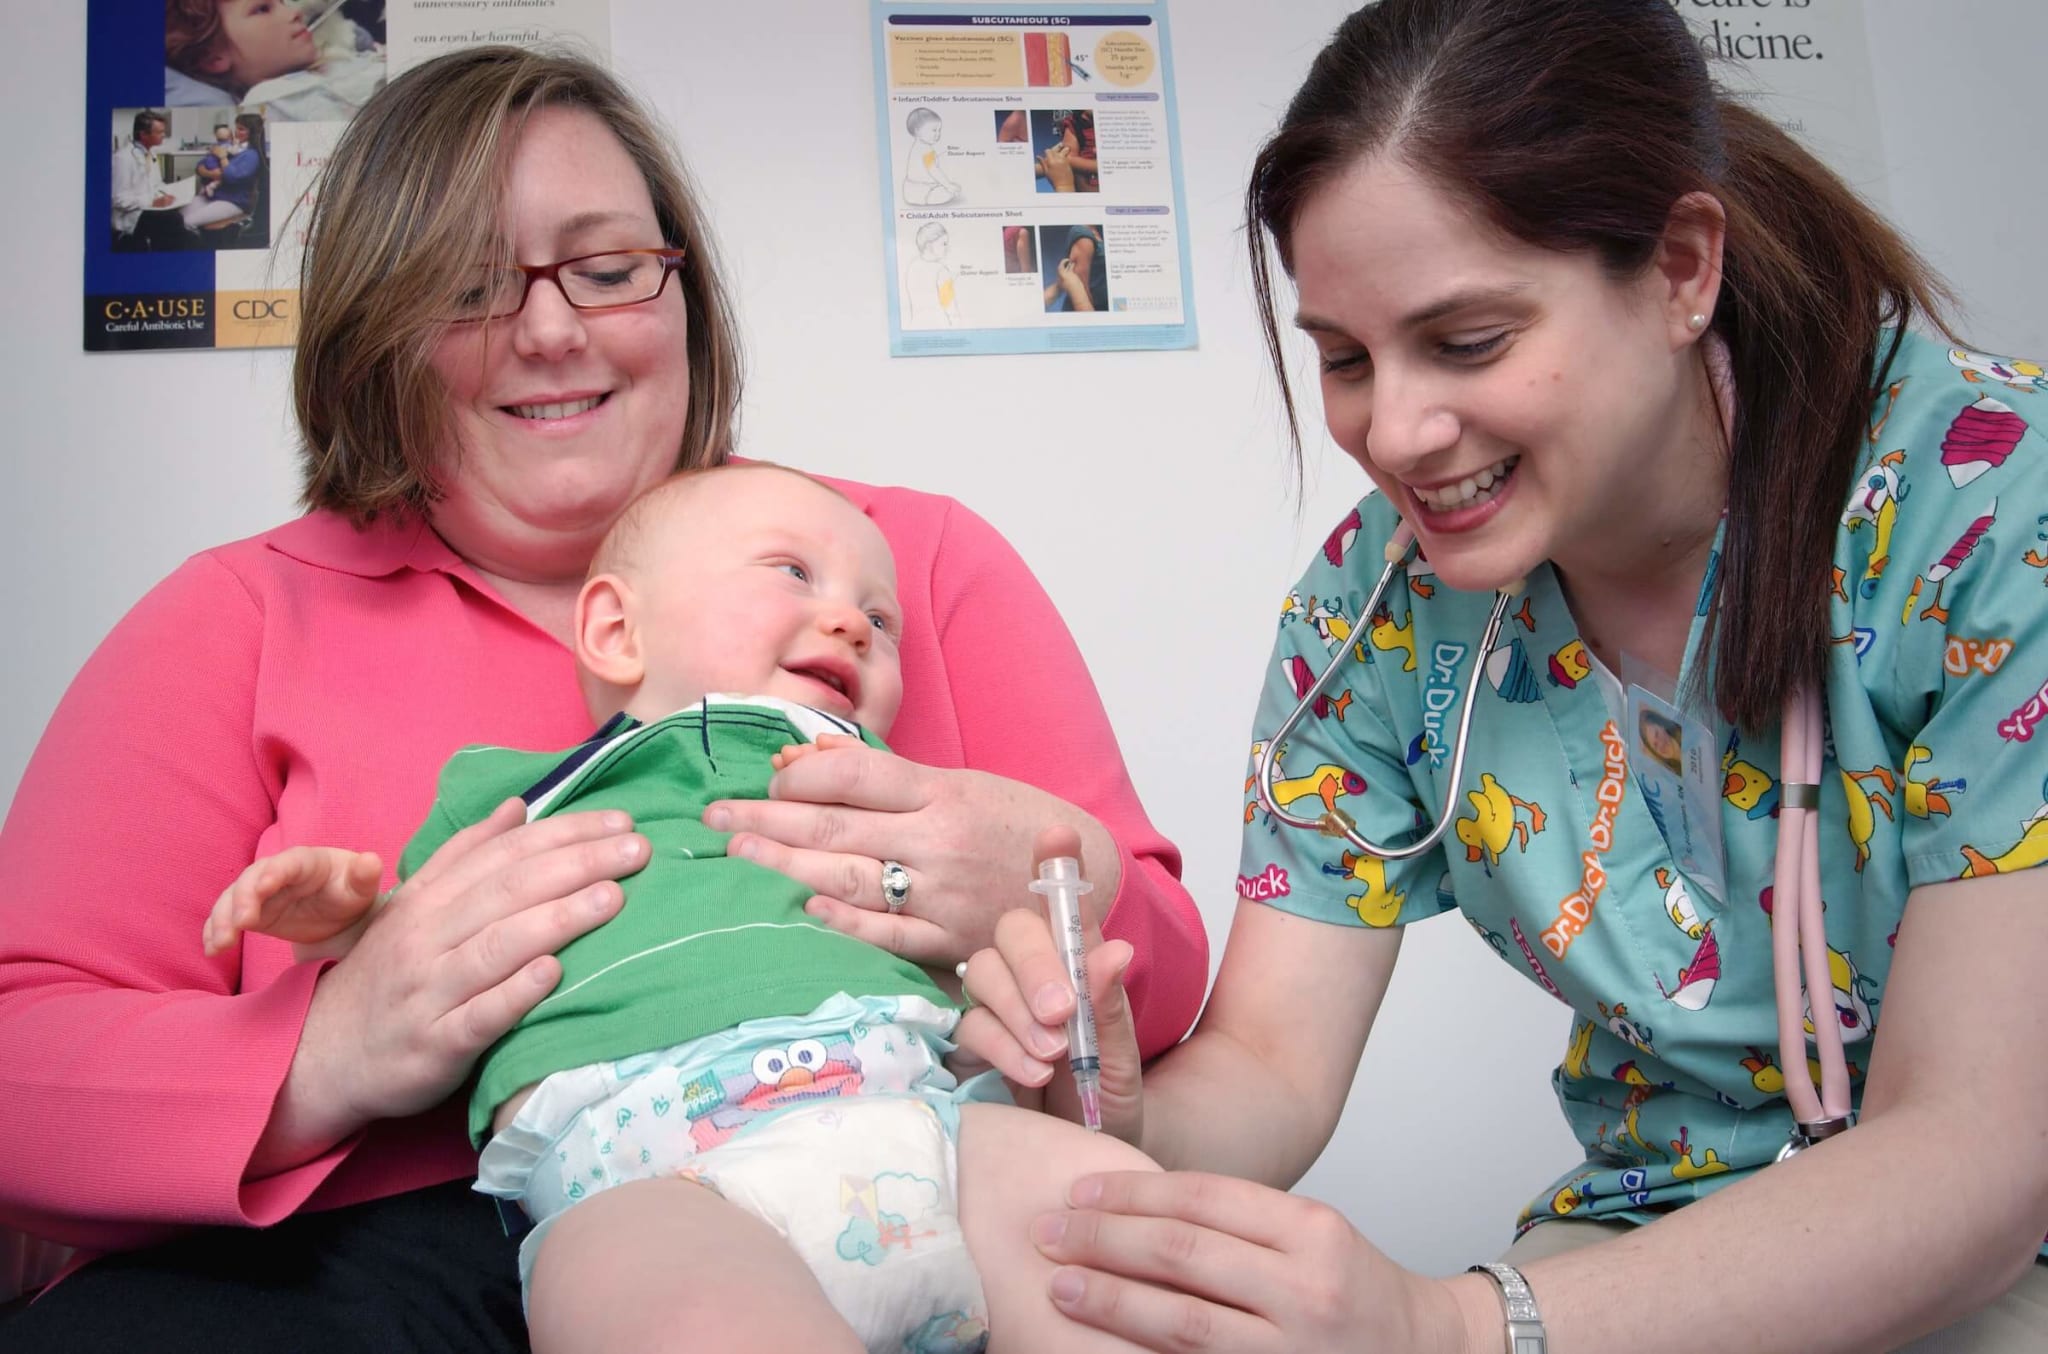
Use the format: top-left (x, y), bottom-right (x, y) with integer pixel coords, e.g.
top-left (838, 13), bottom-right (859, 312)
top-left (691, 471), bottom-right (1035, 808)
top-left (195, 123), bottom-right (234, 197)
top-left (202, 464), bottom-right (1150, 1354)
top-left (901, 106), bottom-right (962, 205)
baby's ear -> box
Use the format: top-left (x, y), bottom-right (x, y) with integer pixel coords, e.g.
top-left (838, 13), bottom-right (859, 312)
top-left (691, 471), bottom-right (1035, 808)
top-left (574, 574), bottom-right (643, 688)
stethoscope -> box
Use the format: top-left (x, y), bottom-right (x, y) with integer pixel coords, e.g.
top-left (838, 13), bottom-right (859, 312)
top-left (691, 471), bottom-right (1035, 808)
top-left (1254, 517), bottom-right (1853, 1161)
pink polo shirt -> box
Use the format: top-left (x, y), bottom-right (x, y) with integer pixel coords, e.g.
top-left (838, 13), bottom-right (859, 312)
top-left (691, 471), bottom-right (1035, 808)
top-left (0, 477), bottom-right (1204, 1253)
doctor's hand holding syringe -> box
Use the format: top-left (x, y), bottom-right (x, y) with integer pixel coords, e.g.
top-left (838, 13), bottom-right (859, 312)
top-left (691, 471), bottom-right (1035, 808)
top-left (954, 825), bottom-right (1148, 1145)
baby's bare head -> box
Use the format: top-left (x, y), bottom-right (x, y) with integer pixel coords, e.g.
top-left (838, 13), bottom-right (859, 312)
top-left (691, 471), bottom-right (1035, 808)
top-left (576, 463), bottom-right (905, 732)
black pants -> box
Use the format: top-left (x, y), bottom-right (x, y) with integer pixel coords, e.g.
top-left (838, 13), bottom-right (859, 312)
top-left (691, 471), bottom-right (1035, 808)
top-left (0, 1181), bottom-right (527, 1354)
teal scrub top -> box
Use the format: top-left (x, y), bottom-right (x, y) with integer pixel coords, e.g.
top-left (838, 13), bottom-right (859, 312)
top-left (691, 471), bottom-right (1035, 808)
top-left (1238, 329), bottom-right (2048, 1239)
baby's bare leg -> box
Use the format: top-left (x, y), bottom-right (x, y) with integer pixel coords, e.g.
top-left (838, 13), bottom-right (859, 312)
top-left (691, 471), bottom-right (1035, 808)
top-left (525, 1177), bottom-right (863, 1354)
top-left (958, 1102), bottom-right (1160, 1354)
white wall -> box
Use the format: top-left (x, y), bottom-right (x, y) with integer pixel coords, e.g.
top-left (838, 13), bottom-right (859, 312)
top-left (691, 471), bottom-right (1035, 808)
top-left (5, 0), bottom-right (2044, 1278)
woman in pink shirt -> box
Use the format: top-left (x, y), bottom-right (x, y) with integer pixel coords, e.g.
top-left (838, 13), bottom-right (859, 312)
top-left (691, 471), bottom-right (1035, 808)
top-left (0, 46), bottom-right (1203, 1353)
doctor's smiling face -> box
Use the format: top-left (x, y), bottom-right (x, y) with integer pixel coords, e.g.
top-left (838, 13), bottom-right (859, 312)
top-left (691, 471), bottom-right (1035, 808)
top-left (427, 105), bottom-right (692, 587)
top-left (1288, 153), bottom-right (1722, 596)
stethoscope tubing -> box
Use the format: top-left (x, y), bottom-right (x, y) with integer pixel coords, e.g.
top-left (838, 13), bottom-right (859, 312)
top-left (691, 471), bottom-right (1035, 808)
top-left (1254, 525), bottom-right (1519, 860)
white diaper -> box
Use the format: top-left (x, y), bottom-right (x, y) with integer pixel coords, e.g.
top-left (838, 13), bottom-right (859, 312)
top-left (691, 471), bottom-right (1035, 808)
top-left (685, 1096), bottom-right (990, 1353)
top-left (475, 992), bottom-right (1000, 1352)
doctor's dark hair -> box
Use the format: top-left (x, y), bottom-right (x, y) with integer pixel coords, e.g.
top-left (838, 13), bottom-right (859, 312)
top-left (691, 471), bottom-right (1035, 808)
top-left (292, 45), bottom-right (743, 523)
top-left (1246, 0), bottom-right (1951, 731)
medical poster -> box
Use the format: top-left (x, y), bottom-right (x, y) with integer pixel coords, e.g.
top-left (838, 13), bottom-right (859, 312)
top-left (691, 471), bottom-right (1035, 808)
top-left (871, 1), bottom-right (1198, 357)
top-left (1676, 0), bottom-right (1886, 200)
top-left (84, 0), bottom-right (610, 353)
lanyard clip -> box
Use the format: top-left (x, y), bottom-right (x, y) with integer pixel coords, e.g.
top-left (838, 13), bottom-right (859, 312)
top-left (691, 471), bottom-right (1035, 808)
top-left (1775, 1112), bottom-right (1854, 1163)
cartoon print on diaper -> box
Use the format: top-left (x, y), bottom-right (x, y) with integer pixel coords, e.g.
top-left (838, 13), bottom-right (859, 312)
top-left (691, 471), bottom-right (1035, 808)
top-left (1548, 639), bottom-right (1592, 689)
top-left (687, 1033), bottom-right (867, 1152)
top-left (908, 1310), bottom-right (991, 1354)
top-left (1948, 346), bottom-right (2048, 396)
top-left (1839, 764), bottom-right (1897, 871)
top-left (1322, 848), bottom-right (1405, 926)
top-left (833, 1171), bottom-right (945, 1267)
top-left (1802, 946), bottom-right (1876, 1045)
top-left (1842, 448), bottom-right (1907, 598)
top-left (1957, 779), bottom-right (2048, 877)
top-left (1901, 498), bottom-right (1997, 625)
top-left (1453, 773), bottom-right (1546, 872)
top-left (1902, 745), bottom-right (1967, 819)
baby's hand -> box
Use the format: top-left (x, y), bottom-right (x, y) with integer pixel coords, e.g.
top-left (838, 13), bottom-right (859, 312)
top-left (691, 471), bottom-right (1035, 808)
top-left (202, 846), bottom-right (384, 958)
top-left (769, 732), bottom-right (862, 772)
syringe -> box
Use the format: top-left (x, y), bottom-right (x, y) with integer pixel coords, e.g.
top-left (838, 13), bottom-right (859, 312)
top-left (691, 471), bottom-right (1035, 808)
top-left (1028, 854), bottom-right (1102, 1131)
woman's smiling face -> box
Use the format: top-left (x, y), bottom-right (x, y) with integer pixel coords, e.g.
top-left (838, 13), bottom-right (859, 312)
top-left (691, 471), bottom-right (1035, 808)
top-left (1289, 154), bottom-right (1704, 595)
top-left (425, 105), bottom-right (692, 585)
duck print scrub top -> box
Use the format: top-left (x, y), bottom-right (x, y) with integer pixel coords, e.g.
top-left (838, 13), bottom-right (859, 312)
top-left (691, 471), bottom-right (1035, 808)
top-left (1236, 328), bottom-right (2048, 1241)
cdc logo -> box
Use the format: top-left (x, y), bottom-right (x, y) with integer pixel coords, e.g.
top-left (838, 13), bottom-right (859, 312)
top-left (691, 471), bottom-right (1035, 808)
top-left (232, 297), bottom-right (290, 321)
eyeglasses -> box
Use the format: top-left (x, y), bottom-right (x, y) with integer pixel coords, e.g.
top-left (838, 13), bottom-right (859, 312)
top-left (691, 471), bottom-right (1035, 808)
top-left (446, 246), bottom-right (687, 322)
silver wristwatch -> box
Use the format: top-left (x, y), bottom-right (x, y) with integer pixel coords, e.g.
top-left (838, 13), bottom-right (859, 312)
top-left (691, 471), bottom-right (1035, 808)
top-left (1468, 1262), bottom-right (1546, 1354)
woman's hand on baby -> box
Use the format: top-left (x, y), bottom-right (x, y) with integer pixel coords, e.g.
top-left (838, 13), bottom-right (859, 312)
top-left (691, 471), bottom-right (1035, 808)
top-left (953, 830), bottom-right (1145, 1143)
top-left (1029, 1171), bottom-right (1467, 1354)
top-left (707, 734), bottom-right (1125, 964)
top-left (202, 845), bottom-right (383, 957)
top-left (292, 800), bottom-right (647, 1130)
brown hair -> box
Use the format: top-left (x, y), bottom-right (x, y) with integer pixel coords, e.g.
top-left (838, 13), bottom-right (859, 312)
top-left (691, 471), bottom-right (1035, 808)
top-left (1246, 0), bottom-right (1953, 731)
top-left (163, 0), bottom-right (225, 83)
top-left (292, 45), bottom-right (744, 524)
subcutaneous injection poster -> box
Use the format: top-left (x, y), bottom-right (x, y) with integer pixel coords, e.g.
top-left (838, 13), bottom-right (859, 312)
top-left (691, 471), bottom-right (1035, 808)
top-left (1675, 0), bottom-right (1885, 201)
top-left (872, 1), bottom-right (1198, 357)
top-left (84, 0), bottom-right (610, 352)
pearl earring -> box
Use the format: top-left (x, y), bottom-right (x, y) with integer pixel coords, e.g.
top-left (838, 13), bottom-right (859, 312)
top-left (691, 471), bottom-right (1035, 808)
top-left (1686, 313), bottom-right (1708, 332)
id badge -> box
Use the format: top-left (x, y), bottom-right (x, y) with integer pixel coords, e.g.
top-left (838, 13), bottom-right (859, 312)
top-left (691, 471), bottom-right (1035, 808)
top-left (1621, 669), bottom-right (1728, 910)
